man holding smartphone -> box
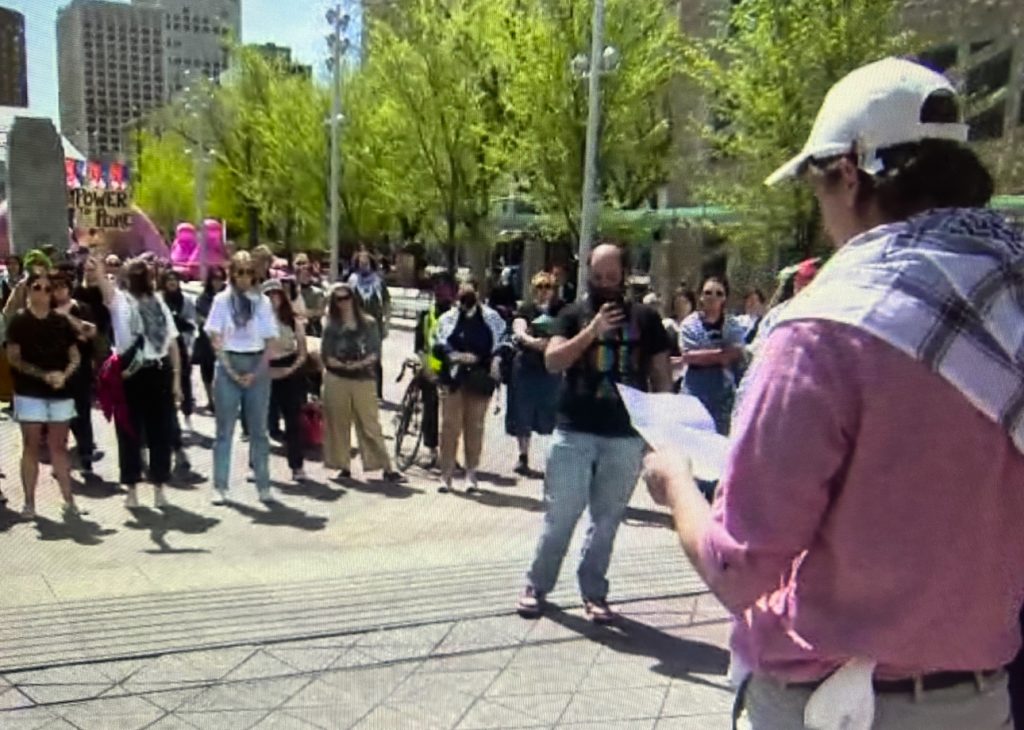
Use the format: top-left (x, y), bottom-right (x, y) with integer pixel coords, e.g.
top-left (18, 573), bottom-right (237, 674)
top-left (517, 243), bottom-right (672, 623)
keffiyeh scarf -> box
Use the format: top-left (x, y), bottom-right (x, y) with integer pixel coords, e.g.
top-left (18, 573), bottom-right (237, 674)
top-left (776, 207), bottom-right (1024, 454)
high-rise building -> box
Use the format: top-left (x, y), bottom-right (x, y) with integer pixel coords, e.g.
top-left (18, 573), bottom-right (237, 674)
top-left (57, 0), bottom-right (165, 159)
top-left (132, 0), bottom-right (242, 98)
top-left (0, 8), bottom-right (28, 108)
top-left (251, 43), bottom-right (313, 79)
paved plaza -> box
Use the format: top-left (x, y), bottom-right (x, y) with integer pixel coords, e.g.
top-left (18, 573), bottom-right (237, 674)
top-left (0, 325), bottom-right (733, 729)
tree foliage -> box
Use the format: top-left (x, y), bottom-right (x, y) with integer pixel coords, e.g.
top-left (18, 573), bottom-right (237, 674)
top-left (683, 0), bottom-right (917, 265)
top-left (133, 131), bottom-right (195, 235)
top-left (496, 0), bottom-right (684, 241)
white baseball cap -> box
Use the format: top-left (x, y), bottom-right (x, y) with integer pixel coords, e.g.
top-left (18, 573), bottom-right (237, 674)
top-left (765, 57), bottom-right (969, 186)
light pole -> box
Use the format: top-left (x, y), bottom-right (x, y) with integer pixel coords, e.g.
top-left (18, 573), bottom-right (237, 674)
top-left (326, 5), bottom-right (352, 283)
top-left (572, 0), bottom-right (619, 294)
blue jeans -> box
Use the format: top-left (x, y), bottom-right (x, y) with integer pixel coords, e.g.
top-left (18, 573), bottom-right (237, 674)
top-left (527, 429), bottom-right (645, 601)
top-left (213, 352), bottom-right (271, 494)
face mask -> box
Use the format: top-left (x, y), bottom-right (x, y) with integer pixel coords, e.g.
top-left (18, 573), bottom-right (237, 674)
top-left (588, 284), bottom-right (623, 308)
top-left (359, 262), bottom-right (371, 273)
top-left (459, 292), bottom-right (478, 310)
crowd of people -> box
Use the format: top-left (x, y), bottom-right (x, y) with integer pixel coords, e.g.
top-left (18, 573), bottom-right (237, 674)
top-left (1, 55), bottom-right (1023, 730)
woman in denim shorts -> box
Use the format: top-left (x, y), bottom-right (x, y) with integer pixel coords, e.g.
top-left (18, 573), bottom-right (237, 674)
top-left (5, 272), bottom-right (83, 520)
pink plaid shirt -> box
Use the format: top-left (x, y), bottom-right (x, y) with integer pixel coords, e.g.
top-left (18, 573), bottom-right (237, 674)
top-left (700, 320), bottom-right (1024, 682)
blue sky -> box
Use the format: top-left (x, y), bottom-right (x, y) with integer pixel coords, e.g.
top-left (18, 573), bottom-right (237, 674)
top-left (9, 0), bottom-right (358, 123)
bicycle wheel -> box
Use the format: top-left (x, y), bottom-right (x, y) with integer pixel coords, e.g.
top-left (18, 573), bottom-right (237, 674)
top-left (393, 379), bottom-right (424, 471)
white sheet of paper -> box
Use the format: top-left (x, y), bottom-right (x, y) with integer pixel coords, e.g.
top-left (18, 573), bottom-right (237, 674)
top-left (616, 384), bottom-right (730, 481)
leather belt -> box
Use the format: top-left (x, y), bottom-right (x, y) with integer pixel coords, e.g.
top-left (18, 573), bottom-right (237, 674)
top-left (793, 669), bottom-right (999, 695)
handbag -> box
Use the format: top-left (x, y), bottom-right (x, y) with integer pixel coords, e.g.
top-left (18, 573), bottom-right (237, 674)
top-left (300, 399), bottom-right (324, 448)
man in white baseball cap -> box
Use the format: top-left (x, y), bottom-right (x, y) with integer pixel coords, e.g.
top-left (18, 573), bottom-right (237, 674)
top-left (646, 57), bottom-right (1024, 729)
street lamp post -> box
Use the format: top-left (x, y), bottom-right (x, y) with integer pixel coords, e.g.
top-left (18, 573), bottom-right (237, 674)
top-left (573, 0), bottom-right (618, 294)
top-left (326, 6), bottom-right (352, 283)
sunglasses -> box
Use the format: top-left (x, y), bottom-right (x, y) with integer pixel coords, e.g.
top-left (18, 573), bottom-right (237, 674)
top-left (234, 269), bottom-right (255, 276)
top-left (31, 284), bottom-right (51, 294)
top-left (535, 283), bottom-right (553, 290)
top-left (334, 295), bottom-right (352, 303)
top-left (702, 290), bottom-right (726, 298)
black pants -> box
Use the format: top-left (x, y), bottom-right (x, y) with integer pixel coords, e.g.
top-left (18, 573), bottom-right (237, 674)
top-left (420, 377), bottom-right (439, 450)
top-left (116, 361), bottom-right (174, 486)
top-left (272, 370), bottom-right (306, 471)
top-left (268, 388), bottom-right (283, 438)
top-left (70, 380), bottom-right (96, 464)
top-left (178, 343), bottom-right (194, 418)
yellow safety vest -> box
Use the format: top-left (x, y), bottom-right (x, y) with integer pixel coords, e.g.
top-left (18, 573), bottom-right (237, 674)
top-left (424, 304), bottom-right (443, 374)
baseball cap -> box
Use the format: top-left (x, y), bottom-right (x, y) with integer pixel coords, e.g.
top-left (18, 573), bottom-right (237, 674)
top-left (765, 57), bottom-right (969, 186)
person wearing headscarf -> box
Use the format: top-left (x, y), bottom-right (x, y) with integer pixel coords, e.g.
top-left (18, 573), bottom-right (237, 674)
top-left (205, 252), bottom-right (279, 505)
top-left (347, 251), bottom-right (391, 399)
top-left (98, 256), bottom-right (182, 510)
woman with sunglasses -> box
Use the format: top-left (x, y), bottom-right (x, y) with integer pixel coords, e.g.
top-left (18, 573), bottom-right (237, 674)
top-left (678, 276), bottom-right (746, 436)
top-left (205, 252), bottom-right (279, 504)
top-left (262, 279), bottom-right (309, 482)
top-left (321, 283), bottom-right (404, 483)
top-left (193, 265), bottom-right (227, 413)
top-left (100, 257), bottom-right (183, 509)
top-left (505, 271), bottom-right (563, 477)
top-left (6, 273), bottom-right (83, 519)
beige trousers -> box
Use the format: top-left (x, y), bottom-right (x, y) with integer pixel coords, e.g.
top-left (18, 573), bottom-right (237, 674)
top-left (737, 672), bottom-right (1011, 730)
top-left (322, 373), bottom-right (391, 473)
top-left (439, 387), bottom-right (490, 478)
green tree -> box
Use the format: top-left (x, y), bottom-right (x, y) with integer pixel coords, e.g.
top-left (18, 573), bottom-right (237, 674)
top-left (683, 0), bottom-right (916, 265)
top-left (352, 0), bottom-right (513, 269)
top-left (499, 0), bottom-right (685, 242)
top-left (133, 131), bottom-right (195, 235)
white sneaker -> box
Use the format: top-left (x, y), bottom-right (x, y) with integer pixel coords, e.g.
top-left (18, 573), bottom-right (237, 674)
top-left (466, 470), bottom-right (480, 494)
top-left (154, 487), bottom-right (169, 509)
top-left (125, 488), bottom-right (139, 509)
top-left (211, 490), bottom-right (229, 506)
top-left (19, 504), bottom-right (35, 520)
top-left (292, 469), bottom-right (307, 483)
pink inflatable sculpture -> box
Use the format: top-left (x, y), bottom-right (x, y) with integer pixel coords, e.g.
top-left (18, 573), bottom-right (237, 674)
top-left (171, 220), bottom-right (229, 280)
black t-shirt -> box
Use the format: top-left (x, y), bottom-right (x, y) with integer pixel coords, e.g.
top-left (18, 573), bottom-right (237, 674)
top-left (514, 301), bottom-right (564, 373)
top-left (554, 300), bottom-right (671, 435)
top-left (6, 310), bottom-right (78, 399)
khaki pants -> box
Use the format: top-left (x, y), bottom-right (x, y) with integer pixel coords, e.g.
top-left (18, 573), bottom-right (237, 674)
top-left (737, 672), bottom-right (1012, 730)
top-left (440, 387), bottom-right (490, 478)
top-left (322, 373), bottom-right (391, 473)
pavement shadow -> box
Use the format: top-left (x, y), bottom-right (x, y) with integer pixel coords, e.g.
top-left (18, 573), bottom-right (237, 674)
top-left (169, 469), bottom-right (206, 489)
top-left (474, 470), bottom-right (519, 488)
top-left (546, 607), bottom-right (729, 682)
top-left (227, 500), bottom-right (328, 531)
top-left (453, 488), bottom-right (544, 513)
top-left (188, 433), bottom-right (215, 450)
top-left (0, 501), bottom-right (21, 533)
top-left (340, 477), bottom-right (423, 500)
top-left (273, 479), bottom-right (346, 503)
top-left (71, 473), bottom-right (122, 500)
top-left (32, 512), bottom-right (118, 546)
top-left (623, 507), bottom-right (673, 529)
top-left (125, 505), bottom-right (220, 554)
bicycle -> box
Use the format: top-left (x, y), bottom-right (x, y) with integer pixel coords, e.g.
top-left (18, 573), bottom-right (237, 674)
top-left (393, 357), bottom-right (424, 471)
